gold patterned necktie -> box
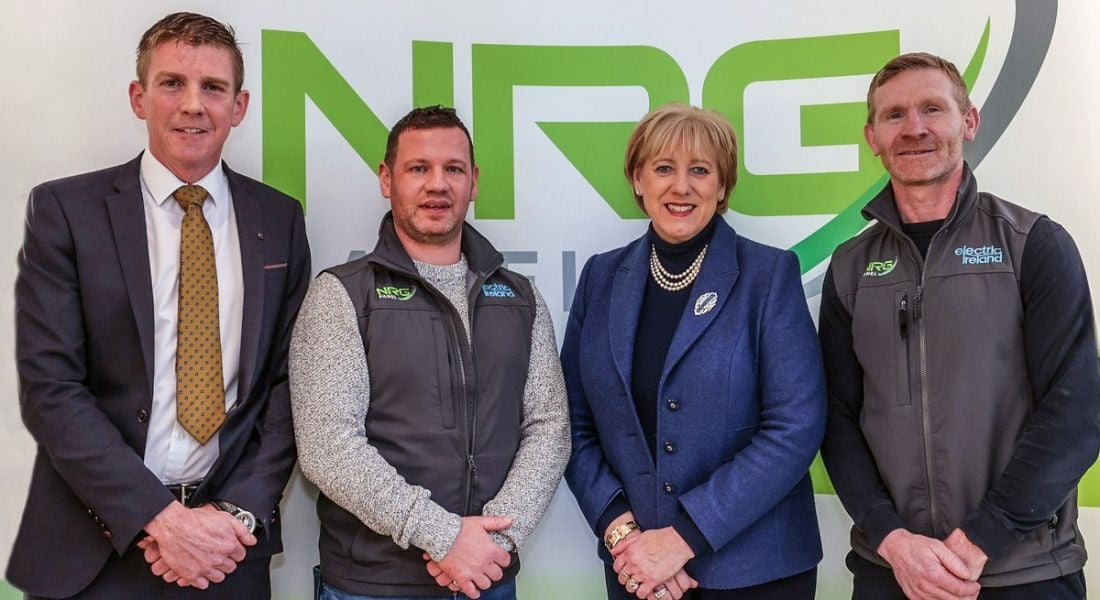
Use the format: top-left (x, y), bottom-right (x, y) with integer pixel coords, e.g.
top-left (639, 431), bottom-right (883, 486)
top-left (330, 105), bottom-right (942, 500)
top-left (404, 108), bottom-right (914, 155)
top-left (173, 184), bottom-right (225, 445)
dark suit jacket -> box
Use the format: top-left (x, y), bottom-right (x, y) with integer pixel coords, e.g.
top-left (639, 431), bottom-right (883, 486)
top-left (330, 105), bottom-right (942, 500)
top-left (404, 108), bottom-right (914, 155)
top-left (563, 219), bottom-right (826, 588)
top-left (7, 154), bottom-right (311, 598)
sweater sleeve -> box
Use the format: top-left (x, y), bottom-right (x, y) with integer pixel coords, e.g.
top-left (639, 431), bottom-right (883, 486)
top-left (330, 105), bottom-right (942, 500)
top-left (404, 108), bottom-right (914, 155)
top-left (482, 287), bottom-right (572, 552)
top-left (818, 263), bottom-right (907, 551)
top-left (289, 273), bottom-right (462, 561)
top-left (960, 218), bottom-right (1100, 559)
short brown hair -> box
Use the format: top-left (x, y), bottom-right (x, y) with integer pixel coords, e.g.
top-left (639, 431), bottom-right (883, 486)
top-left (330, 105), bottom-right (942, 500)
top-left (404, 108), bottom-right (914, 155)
top-left (384, 105), bottom-right (475, 169)
top-left (624, 103), bottom-right (738, 213)
top-left (136, 12), bottom-right (244, 93)
top-left (867, 52), bottom-right (970, 124)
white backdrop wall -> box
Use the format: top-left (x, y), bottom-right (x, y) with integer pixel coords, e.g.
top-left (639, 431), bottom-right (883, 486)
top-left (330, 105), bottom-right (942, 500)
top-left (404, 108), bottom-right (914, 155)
top-left (2, 1), bottom-right (1099, 598)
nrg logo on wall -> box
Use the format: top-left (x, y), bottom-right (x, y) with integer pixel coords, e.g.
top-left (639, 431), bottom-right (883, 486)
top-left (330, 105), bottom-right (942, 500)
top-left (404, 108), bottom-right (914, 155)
top-left (252, 1), bottom-right (1088, 503)
top-left (258, 0), bottom-right (1052, 303)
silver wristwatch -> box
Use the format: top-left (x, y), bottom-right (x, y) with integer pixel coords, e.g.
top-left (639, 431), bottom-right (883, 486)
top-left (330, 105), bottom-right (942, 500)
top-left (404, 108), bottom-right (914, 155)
top-left (213, 500), bottom-right (257, 534)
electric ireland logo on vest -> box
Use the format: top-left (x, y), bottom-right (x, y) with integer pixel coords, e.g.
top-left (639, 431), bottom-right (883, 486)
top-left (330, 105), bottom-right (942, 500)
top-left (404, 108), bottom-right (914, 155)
top-left (482, 283), bottom-right (516, 298)
top-left (376, 286), bottom-right (416, 301)
top-left (863, 258), bottom-right (897, 277)
top-left (955, 244), bottom-right (1003, 265)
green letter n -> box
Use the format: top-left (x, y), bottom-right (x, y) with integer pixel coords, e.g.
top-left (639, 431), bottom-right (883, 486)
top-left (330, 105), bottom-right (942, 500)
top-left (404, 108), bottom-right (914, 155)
top-left (261, 30), bottom-right (391, 211)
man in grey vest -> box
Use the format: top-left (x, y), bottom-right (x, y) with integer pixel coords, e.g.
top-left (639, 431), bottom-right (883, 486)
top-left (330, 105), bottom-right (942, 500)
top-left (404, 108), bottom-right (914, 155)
top-left (289, 105), bottom-right (570, 600)
top-left (819, 52), bottom-right (1099, 599)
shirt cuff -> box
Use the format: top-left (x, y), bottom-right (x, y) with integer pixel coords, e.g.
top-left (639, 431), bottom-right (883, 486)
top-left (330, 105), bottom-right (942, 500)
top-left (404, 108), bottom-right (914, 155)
top-left (596, 494), bottom-right (632, 540)
top-left (672, 512), bottom-right (710, 557)
top-left (860, 502), bottom-right (908, 552)
top-left (960, 502), bottom-right (1021, 562)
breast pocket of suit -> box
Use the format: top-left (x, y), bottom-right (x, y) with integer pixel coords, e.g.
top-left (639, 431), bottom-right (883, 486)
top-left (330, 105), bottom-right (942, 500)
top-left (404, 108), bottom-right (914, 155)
top-left (262, 260), bottom-right (289, 298)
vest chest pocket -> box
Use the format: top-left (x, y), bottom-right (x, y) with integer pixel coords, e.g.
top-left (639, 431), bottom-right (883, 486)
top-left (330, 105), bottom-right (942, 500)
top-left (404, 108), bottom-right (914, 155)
top-left (430, 316), bottom-right (457, 429)
top-left (852, 284), bottom-right (915, 409)
top-left (893, 289), bottom-right (915, 407)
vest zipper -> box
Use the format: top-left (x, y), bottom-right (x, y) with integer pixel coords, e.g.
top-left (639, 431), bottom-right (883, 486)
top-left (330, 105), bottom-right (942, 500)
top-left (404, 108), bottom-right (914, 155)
top-left (462, 276), bottom-right (485, 516)
top-left (454, 273), bottom-right (492, 516)
top-left (445, 313), bottom-right (478, 515)
top-left (908, 225), bottom-right (949, 537)
top-left (419, 275), bottom-right (480, 516)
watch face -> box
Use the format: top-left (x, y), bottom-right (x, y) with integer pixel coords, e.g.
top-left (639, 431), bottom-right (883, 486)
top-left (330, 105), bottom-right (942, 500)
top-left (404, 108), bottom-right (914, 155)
top-left (236, 511), bottom-right (257, 534)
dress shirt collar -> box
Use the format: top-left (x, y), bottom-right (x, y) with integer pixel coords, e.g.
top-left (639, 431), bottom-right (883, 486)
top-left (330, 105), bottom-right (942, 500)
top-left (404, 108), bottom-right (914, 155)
top-left (140, 150), bottom-right (230, 209)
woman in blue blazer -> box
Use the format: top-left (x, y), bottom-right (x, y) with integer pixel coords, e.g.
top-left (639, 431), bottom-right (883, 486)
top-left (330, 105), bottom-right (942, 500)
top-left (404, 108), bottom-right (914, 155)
top-left (563, 103), bottom-right (827, 600)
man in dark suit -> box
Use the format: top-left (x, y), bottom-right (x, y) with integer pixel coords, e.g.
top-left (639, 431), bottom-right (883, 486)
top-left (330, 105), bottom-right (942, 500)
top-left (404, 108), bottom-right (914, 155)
top-left (8, 12), bottom-right (310, 599)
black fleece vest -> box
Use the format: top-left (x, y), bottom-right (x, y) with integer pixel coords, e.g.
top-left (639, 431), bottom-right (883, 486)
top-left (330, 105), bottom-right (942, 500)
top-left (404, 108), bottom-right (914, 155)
top-left (316, 251), bottom-right (536, 596)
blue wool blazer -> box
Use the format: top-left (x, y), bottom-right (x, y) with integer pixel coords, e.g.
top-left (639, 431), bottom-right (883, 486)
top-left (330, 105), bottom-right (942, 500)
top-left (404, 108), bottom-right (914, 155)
top-left (563, 218), bottom-right (826, 589)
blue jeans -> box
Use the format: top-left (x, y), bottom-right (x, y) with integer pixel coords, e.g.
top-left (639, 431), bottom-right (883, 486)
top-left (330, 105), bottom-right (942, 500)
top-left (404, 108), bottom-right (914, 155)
top-left (314, 566), bottom-right (517, 600)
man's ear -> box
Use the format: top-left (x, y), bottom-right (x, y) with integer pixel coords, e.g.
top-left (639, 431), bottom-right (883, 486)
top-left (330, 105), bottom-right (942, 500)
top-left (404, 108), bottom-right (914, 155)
top-left (378, 161), bottom-right (393, 199)
top-left (864, 123), bottom-right (881, 156)
top-left (962, 104), bottom-right (980, 142)
top-left (129, 81), bottom-right (148, 120)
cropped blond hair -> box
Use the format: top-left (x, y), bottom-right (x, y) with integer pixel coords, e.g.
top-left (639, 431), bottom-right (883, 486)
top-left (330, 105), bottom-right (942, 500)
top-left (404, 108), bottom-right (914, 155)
top-left (624, 103), bottom-right (738, 213)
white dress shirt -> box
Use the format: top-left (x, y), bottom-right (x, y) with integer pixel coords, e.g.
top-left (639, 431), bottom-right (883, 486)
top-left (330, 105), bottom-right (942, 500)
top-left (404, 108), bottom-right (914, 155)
top-left (139, 151), bottom-right (244, 484)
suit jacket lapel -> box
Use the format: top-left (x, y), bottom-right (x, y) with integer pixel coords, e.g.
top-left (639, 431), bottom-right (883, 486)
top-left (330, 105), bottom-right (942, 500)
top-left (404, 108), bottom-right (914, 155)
top-left (609, 238), bottom-right (649, 396)
top-left (105, 156), bottom-right (155, 396)
top-left (227, 164), bottom-right (263, 405)
top-left (662, 220), bottom-right (740, 377)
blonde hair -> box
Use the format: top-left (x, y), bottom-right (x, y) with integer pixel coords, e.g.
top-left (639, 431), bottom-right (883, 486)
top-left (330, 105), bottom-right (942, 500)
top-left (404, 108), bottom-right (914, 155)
top-left (624, 103), bottom-right (738, 213)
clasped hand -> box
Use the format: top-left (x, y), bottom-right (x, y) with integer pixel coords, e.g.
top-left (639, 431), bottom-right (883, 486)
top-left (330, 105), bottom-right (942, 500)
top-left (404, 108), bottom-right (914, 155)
top-left (422, 515), bottom-right (513, 599)
top-left (140, 501), bottom-right (256, 589)
top-left (611, 527), bottom-right (697, 599)
top-left (877, 528), bottom-right (988, 600)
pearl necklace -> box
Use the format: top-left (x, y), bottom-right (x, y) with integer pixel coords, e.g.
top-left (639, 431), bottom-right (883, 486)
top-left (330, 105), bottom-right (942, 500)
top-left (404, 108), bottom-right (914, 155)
top-left (649, 244), bottom-right (707, 292)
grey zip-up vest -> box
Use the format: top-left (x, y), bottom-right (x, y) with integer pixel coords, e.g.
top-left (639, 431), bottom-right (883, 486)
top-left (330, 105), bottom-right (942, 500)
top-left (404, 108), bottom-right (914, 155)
top-left (830, 166), bottom-right (1086, 586)
top-left (317, 214), bottom-right (535, 596)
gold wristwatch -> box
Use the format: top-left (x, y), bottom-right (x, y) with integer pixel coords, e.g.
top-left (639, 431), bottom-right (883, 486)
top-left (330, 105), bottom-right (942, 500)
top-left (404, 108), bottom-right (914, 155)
top-left (604, 520), bottom-right (639, 551)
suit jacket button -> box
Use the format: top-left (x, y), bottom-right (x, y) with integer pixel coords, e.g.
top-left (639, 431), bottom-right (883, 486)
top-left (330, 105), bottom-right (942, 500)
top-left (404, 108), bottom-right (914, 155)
top-left (666, 399), bottom-right (680, 411)
top-left (663, 482), bottom-right (676, 494)
top-left (137, 409), bottom-right (149, 423)
top-left (664, 441), bottom-right (677, 454)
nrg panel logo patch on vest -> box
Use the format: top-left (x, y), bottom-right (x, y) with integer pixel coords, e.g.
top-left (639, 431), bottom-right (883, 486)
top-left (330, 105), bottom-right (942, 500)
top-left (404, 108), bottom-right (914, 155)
top-left (863, 258), bottom-right (897, 277)
top-left (376, 286), bottom-right (416, 301)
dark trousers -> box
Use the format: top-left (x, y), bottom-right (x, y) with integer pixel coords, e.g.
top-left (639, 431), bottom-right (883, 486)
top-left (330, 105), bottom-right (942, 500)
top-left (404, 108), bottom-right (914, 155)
top-left (27, 547), bottom-right (271, 600)
top-left (604, 565), bottom-right (816, 600)
top-left (847, 551), bottom-right (1086, 600)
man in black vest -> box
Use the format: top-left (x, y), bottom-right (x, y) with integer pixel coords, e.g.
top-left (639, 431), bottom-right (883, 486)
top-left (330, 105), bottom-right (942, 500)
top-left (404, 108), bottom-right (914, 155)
top-left (820, 53), bottom-right (1099, 599)
top-left (289, 106), bottom-right (570, 600)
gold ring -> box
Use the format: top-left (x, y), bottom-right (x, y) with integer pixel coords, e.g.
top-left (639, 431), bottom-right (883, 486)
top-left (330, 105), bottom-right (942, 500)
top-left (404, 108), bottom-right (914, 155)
top-left (654, 585), bottom-right (668, 599)
top-left (627, 578), bottom-right (640, 592)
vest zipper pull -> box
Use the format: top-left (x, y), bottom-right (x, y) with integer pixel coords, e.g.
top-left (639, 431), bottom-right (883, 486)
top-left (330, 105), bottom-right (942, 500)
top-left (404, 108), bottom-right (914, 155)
top-left (899, 295), bottom-right (909, 339)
